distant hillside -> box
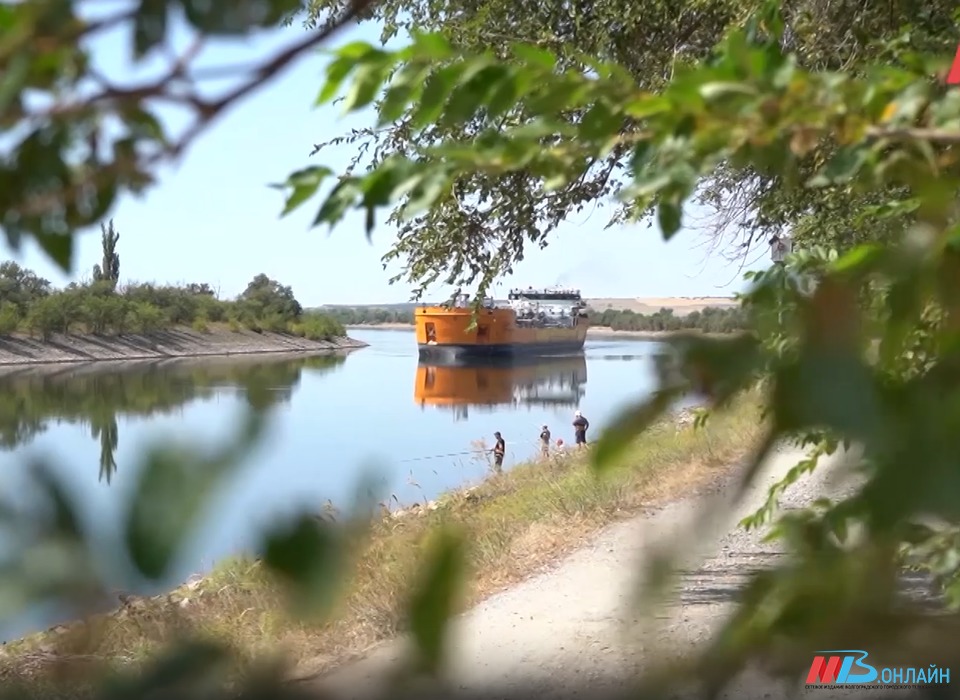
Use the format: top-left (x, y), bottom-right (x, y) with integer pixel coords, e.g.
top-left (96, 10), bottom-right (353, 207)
top-left (586, 296), bottom-right (739, 317)
top-left (313, 297), bottom-right (739, 317)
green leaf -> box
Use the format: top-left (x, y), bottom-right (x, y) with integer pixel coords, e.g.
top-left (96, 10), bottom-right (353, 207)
top-left (318, 55), bottom-right (363, 105)
top-left (657, 200), bottom-right (682, 239)
top-left (412, 64), bottom-right (467, 128)
top-left (124, 412), bottom-right (263, 580)
top-left (486, 70), bottom-right (521, 118)
top-left (262, 514), bottom-right (343, 618)
top-left (179, 0), bottom-right (302, 35)
top-left (31, 462), bottom-right (81, 540)
top-left (401, 169), bottom-right (451, 218)
top-left (698, 82), bottom-right (759, 100)
top-left (86, 182), bottom-right (119, 229)
top-left (674, 333), bottom-right (763, 406)
top-left (772, 350), bottom-right (887, 448)
top-left (444, 64), bottom-right (511, 126)
top-left (408, 527), bottom-right (466, 674)
top-left (33, 231), bottom-right (73, 273)
top-left (120, 640), bottom-right (230, 694)
top-left (807, 145), bottom-right (870, 187)
top-left (342, 56), bottom-right (392, 113)
top-left (624, 95), bottom-right (671, 119)
top-left (511, 43), bottom-right (557, 71)
top-left (378, 63), bottom-right (430, 125)
top-left (525, 74), bottom-right (589, 114)
top-left (578, 101), bottom-right (620, 142)
top-left (132, 0), bottom-right (169, 59)
top-left (592, 388), bottom-right (682, 471)
top-left (412, 31), bottom-right (453, 60)
top-left (830, 243), bottom-right (886, 276)
top-left (314, 178), bottom-right (364, 227)
top-left (359, 173), bottom-right (395, 210)
top-left (734, 429), bottom-right (779, 504)
top-left (0, 52), bottom-right (30, 115)
top-left (378, 81), bottom-right (416, 125)
top-left (279, 166), bottom-right (333, 216)
top-left (123, 106), bottom-right (166, 143)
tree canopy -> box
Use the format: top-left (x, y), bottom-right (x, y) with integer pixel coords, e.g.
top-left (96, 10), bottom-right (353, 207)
top-left (5, 0), bottom-right (960, 697)
top-left (298, 0), bottom-right (960, 299)
top-left (276, 0), bottom-right (960, 685)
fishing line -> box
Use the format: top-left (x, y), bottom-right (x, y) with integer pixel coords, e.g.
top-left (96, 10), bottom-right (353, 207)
top-left (395, 439), bottom-right (548, 464)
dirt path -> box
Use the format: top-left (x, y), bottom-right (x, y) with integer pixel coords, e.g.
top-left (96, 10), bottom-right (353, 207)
top-left (310, 444), bottom-right (933, 700)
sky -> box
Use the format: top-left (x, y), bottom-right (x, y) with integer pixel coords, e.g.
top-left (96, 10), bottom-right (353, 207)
top-left (8, 7), bottom-right (772, 306)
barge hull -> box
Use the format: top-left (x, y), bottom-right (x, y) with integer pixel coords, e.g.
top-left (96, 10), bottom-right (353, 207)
top-left (418, 340), bottom-right (586, 362)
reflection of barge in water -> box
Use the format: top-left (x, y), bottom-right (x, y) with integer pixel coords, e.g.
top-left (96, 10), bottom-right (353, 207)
top-left (414, 354), bottom-right (587, 421)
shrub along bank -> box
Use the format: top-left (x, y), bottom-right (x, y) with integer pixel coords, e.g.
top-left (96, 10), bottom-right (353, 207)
top-left (589, 306), bottom-right (749, 333)
top-left (1, 392), bottom-right (764, 687)
top-left (0, 262), bottom-right (345, 341)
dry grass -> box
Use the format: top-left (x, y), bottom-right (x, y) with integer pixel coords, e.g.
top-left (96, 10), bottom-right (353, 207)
top-left (0, 393), bottom-right (764, 688)
top-left (585, 297), bottom-right (740, 316)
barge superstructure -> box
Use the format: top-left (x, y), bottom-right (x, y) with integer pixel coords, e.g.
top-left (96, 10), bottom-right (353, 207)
top-left (414, 287), bottom-right (589, 361)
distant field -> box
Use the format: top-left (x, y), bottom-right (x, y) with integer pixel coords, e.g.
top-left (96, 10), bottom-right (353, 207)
top-left (315, 297), bottom-right (739, 317)
top-left (585, 296), bottom-right (739, 316)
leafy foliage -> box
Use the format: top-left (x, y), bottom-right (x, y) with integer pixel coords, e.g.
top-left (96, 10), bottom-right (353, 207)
top-left (0, 1), bottom-right (462, 699)
top-left (274, 2), bottom-right (960, 689)
top-left (6, 0), bottom-right (960, 698)
top-left (296, 0), bottom-right (960, 300)
top-left (0, 263), bottom-right (345, 340)
top-left (0, 0), bottom-right (377, 271)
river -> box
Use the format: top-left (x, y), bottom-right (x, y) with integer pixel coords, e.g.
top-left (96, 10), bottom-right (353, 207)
top-left (0, 328), bottom-right (669, 637)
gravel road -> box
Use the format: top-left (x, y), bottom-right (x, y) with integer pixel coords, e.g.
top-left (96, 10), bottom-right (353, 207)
top-left (312, 444), bottom-right (936, 700)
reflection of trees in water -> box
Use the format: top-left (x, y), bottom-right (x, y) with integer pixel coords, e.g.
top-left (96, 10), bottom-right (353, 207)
top-left (91, 414), bottom-right (118, 484)
top-left (0, 354), bottom-right (347, 479)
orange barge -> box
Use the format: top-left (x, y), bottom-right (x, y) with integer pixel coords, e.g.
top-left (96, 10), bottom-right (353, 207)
top-left (414, 287), bottom-right (589, 361)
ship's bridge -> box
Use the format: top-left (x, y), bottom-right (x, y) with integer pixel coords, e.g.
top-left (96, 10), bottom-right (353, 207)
top-left (507, 287), bottom-right (587, 329)
top-left (507, 286), bottom-right (583, 302)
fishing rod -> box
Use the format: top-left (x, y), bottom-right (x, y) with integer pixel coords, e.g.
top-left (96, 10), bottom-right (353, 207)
top-left (395, 439), bottom-right (546, 464)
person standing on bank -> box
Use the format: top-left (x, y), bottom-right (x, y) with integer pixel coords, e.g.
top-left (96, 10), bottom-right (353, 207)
top-left (539, 425), bottom-right (551, 458)
top-left (493, 431), bottom-right (506, 472)
top-left (573, 410), bottom-right (589, 448)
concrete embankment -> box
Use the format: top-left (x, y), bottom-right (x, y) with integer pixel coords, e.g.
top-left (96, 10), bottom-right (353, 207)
top-left (0, 328), bottom-right (367, 367)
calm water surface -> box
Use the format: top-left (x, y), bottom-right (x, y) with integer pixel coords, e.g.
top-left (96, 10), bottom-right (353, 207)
top-left (0, 328), bottom-right (669, 635)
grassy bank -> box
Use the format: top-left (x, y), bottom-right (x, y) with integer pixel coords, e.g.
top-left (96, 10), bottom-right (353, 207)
top-left (1, 393), bottom-right (764, 686)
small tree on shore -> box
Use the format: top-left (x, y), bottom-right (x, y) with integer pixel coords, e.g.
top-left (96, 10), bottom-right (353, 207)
top-left (92, 220), bottom-right (120, 289)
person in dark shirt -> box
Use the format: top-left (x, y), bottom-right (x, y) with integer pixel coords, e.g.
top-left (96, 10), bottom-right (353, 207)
top-left (573, 410), bottom-right (589, 448)
top-left (539, 425), bottom-right (551, 458)
top-left (493, 431), bottom-right (506, 472)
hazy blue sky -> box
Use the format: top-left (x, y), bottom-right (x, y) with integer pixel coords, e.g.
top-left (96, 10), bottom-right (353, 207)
top-left (11, 11), bottom-right (771, 305)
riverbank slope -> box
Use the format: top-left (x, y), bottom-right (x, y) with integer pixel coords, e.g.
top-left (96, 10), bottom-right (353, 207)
top-left (0, 327), bottom-right (367, 366)
top-left (316, 444), bottom-right (927, 700)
